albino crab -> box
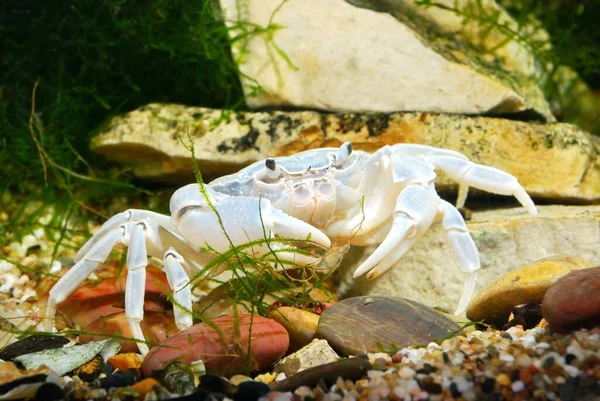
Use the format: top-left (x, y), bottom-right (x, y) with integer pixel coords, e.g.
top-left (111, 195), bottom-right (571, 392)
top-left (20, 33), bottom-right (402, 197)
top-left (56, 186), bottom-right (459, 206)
top-left (44, 142), bottom-right (536, 354)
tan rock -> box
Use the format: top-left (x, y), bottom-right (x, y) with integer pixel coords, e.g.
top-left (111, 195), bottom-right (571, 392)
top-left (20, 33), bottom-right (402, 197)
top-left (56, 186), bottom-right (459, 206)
top-left (334, 205), bottom-right (600, 315)
top-left (274, 339), bottom-right (339, 377)
top-left (465, 255), bottom-right (595, 327)
top-left (92, 104), bottom-right (600, 201)
top-left (219, 0), bottom-right (552, 120)
top-left (268, 307), bottom-right (321, 350)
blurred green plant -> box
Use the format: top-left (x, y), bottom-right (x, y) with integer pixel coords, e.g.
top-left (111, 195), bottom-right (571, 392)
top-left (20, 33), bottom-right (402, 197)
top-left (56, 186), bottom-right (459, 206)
top-left (0, 0), bottom-right (244, 196)
top-left (415, 0), bottom-right (600, 133)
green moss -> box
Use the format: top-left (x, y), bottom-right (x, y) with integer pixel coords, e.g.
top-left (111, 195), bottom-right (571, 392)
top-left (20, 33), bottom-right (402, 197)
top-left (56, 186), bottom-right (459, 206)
top-left (0, 0), bottom-right (244, 194)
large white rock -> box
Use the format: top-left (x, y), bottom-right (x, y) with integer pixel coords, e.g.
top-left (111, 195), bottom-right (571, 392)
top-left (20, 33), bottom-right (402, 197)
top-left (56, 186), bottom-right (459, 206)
top-left (334, 205), bottom-right (600, 314)
top-left (219, 0), bottom-right (553, 119)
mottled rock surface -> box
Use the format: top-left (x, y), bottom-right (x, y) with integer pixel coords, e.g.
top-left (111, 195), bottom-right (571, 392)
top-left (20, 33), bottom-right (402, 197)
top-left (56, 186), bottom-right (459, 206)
top-left (315, 296), bottom-right (460, 356)
top-left (92, 104), bottom-right (600, 201)
top-left (219, 0), bottom-right (552, 119)
top-left (466, 255), bottom-right (595, 327)
top-left (336, 205), bottom-right (600, 315)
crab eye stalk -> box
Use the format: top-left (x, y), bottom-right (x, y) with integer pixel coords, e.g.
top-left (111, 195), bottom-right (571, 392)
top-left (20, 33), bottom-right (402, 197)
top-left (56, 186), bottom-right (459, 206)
top-left (332, 142), bottom-right (353, 166)
top-left (265, 158), bottom-right (282, 179)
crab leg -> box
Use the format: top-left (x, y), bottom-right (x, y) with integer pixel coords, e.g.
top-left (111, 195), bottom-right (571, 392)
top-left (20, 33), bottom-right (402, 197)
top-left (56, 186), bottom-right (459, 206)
top-left (163, 249), bottom-right (194, 331)
top-left (438, 200), bottom-right (480, 316)
top-left (428, 156), bottom-right (537, 215)
top-left (75, 210), bottom-right (177, 262)
top-left (45, 227), bottom-right (123, 331)
top-left (125, 223), bottom-right (150, 355)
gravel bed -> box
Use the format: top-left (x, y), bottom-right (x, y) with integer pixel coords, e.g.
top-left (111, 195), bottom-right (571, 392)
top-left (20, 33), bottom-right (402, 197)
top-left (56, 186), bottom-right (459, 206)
top-left (274, 327), bottom-right (600, 401)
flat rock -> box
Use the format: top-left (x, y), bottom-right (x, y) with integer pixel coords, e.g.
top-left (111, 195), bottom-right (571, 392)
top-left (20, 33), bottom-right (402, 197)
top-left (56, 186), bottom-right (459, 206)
top-left (542, 265), bottom-right (600, 331)
top-left (466, 255), bottom-right (595, 327)
top-left (92, 104), bottom-right (600, 201)
top-left (219, 0), bottom-right (552, 119)
top-left (335, 205), bottom-right (600, 315)
top-left (315, 296), bottom-right (459, 356)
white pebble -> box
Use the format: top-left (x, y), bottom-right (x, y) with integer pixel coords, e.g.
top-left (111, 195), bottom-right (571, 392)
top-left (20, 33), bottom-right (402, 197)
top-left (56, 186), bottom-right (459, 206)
top-left (499, 353), bottom-right (515, 363)
top-left (511, 380), bottom-right (525, 392)
top-left (566, 344), bottom-right (585, 361)
top-left (50, 260), bottom-right (63, 274)
top-left (564, 365), bottom-right (580, 377)
top-left (393, 386), bottom-right (408, 399)
top-left (398, 366), bottom-right (415, 379)
top-left (367, 370), bottom-right (385, 379)
top-left (0, 274), bottom-right (15, 293)
top-left (19, 288), bottom-right (37, 303)
top-left (451, 353), bottom-right (464, 365)
top-left (520, 334), bottom-right (537, 349)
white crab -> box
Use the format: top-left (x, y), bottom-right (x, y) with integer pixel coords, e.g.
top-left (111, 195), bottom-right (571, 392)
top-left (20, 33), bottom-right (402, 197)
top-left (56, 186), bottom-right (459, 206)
top-left (44, 142), bottom-right (537, 354)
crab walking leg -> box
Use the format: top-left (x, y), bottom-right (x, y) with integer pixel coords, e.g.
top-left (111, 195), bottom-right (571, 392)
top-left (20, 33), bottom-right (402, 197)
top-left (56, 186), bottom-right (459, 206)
top-left (438, 200), bottom-right (481, 316)
top-left (428, 156), bottom-right (537, 216)
top-left (163, 249), bottom-right (194, 331)
top-left (353, 185), bottom-right (439, 279)
top-left (45, 228), bottom-right (123, 331)
top-left (124, 223), bottom-right (150, 355)
top-left (76, 210), bottom-right (176, 262)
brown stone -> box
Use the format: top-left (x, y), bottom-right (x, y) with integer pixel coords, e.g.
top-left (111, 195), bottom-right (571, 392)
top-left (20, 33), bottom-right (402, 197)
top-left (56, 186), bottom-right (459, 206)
top-left (80, 312), bottom-right (178, 353)
top-left (542, 265), bottom-right (600, 331)
top-left (142, 314), bottom-right (289, 377)
top-left (315, 296), bottom-right (459, 356)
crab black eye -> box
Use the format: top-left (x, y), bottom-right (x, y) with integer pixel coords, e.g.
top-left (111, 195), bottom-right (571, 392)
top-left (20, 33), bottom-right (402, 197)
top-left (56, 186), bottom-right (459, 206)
top-left (264, 158), bottom-right (282, 180)
top-left (332, 142), bottom-right (353, 166)
top-left (343, 142), bottom-right (353, 156)
top-left (265, 158), bottom-right (276, 171)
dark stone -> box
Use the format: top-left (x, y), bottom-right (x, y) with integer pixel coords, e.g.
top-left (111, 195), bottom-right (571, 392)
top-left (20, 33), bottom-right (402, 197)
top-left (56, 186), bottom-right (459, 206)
top-left (71, 355), bottom-right (104, 382)
top-left (156, 363), bottom-right (196, 395)
top-left (167, 389), bottom-right (222, 401)
top-left (542, 266), bottom-right (600, 332)
top-left (504, 302), bottom-right (542, 330)
top-left (558, 377), bottom-right (579, 401)
top-left (96, 370), bottom-right (136, 389)
top-left (270, 355), bottom-right (371, 392)
top-left (419, 378), bottom-right (442, 394)
top-left (197, 374), bottom-right (229, 394)
top-left (481, 377), bottom-right (495, 393)
top-left (0, 374), bottom-right (46, 395)
top-left (0, 335), bottom-right (69, 361)
top-left (315, 296), bottom-right (460, 356)
top-left (35, 382), bottom-right (65, 401)
top-left (449, 382), bottom-right (461, 398)
top-left (233, 381), bottom-right (270, 401)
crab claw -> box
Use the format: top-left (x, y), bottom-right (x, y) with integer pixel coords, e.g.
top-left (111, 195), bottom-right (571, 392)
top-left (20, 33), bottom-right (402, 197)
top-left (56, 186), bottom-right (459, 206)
top-left (171, 185), bottom-right (330, 266)
top-left (353, 185), bottom-right (439, 280)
